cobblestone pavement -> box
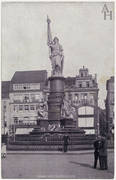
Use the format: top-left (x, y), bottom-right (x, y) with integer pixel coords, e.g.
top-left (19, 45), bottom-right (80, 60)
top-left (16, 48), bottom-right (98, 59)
top-left (2, 150), bottom-right (114, 179)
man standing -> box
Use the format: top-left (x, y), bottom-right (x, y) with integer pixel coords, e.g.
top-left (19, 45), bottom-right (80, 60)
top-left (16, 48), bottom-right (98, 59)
top-left (93, 136), bottom-right (101, 168)
top-left (99, 136), bottom-right (108, 170)
top-left (63, 135), bottom-right (70, 152)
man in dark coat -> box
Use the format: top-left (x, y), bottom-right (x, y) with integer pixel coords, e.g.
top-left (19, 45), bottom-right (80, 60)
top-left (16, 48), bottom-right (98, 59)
top-left (93, 136), bottom-right (101, 168)
top-left (99, 136), bottom-right (108, 170)
top-left (63, 135), bottom-right (70, 152)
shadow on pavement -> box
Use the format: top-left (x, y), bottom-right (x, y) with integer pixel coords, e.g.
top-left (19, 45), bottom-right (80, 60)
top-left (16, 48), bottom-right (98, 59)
top-left (70, 161), bottom-right (114, 175)
top-left (70, 161), bottom-right (93, 169)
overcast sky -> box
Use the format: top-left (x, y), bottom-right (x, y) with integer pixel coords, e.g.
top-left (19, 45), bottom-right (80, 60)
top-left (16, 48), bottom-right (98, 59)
top-left (2, 2), bottom-right (114, 108)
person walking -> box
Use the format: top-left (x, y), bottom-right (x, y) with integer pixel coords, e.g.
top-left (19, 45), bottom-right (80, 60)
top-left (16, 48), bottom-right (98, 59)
top-left (93, 136), bottom-right (101, 168)
top-left (63, 135), bottom-right (70, 152)
top-left (99, 136), bottom-right (108, 170)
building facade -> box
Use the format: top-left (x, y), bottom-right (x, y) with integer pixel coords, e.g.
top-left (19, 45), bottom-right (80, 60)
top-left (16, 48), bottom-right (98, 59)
top-left (64, 66), bottom-right (99, 134)
top-left (105, 76), bottom-right (114, 133)
top-left (1, 81), bottom-right (10, 135)
top-left (8, 70), bottom-right (48, 128)
top-left (2, 67), bottom-right (99, 135)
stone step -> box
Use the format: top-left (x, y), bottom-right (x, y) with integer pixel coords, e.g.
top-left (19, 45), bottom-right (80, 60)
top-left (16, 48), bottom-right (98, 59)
top-left (7, 144), bottom-right (93, 151)
top-left (15, 137), bottom-right (95, 141)
top-left (15, 134), bottom-right (87, 138)
top-left (9, 140), bottom-right (94, 145)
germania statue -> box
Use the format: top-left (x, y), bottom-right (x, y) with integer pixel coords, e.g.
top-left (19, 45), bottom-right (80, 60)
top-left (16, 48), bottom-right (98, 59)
top-left (47, 16), bottom-right (64, 76)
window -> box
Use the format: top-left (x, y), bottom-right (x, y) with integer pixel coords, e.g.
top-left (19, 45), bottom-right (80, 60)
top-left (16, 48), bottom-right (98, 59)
top-left (23, 84), bottom-right (30, 90)
top-left (31, 94), bottom-right (35, 101)
top-left (78, 117), bottom-right (94, 127)
top-left (13, 83), bottom-right (31, 90)
top-left (19, 105), bottom-right (23, 111)
top-left (4, 105), bottom-right (6, 110)
top-left (84, 129), bottom-right (95, 134)
top-left (79, 83), bottom-right (82, 88)
top-left (35, 93), bottom-right (43, 101)
top-left (19, 120), bottom-right (23, 124)
top-left (24, 95), bottom-right (29, 103)
top-left (14, 105), bottom-right (18, 112)
top-left (23, 117), bottom-right (29, 124)
top-left (25, 105), bottom-right (29, 110)
top-left (86, 82), bottom-right (89, 87)
top-left (68, 93), bottom-right (72, 100)
top-left (30, 105), bottom-right (35, 110)
top-left (85, 72), bottom-right (87, 76)
top-left (78, 106), bottom-right (94, 115)
top-left (14, 117), bottom-right (18, 124)
top-left (90, 99), bottom-right (94, 104)
top-left (31, 83), bottom-right (40, 90)
top-left (4, 121), bottom-right (7, 127)
top-left (75, 94), bottom-right (78, 101)
top-left (35, 94), bottom-right (40, 100)
top-left (83, 93), bottom-right (87, 100)
top-left (36, 104), bottom-right (39, 110)
top-left (81, 73), bottom-right (83, 77)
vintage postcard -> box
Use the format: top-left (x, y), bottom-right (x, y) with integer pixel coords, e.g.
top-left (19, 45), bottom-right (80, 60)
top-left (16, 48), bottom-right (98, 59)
top-left (1, 1), bottom-right (114, 179)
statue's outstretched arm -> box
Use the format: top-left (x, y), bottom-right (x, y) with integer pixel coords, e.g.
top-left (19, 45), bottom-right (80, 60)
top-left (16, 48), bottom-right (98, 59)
top-left (47, 16), bottom-right (52, 45)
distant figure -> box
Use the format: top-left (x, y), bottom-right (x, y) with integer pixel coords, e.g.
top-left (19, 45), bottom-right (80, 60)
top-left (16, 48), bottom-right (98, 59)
top-left (99, 136), bottom-right (108, 170)
top-left (63, 135), bottom-right (70, 152)
top-left (93, 136), bottom-right (101, 168)
top-left (1, 143), bottom-right (7, 158)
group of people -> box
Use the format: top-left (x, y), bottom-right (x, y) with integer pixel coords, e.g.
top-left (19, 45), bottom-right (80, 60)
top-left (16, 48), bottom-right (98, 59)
top-left (93, 135), bottom-right (108, 170)
top-left (63, 134), bottom-right (108, 170)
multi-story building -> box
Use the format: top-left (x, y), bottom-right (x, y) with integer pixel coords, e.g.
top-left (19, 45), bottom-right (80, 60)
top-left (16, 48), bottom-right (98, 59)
top-left (64, 66), bottom-right (99, 135)
top-left (105, 76), bottom-right (114, 133)
top-left (1, 81), bottom-right (10, 135)
top-left (9, 70), bottom-right (48, 128)
top-left (2, 67), bottom-right (99, 135)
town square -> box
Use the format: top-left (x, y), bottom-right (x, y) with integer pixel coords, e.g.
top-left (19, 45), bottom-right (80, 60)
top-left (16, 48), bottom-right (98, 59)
top-left (1, 2), bottom-right (114, 179)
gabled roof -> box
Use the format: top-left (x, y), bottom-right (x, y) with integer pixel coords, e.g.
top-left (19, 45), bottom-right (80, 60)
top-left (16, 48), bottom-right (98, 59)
top-left (2, 81), bottom-right (10, 98)
top-left (11, 70), bottom-right (47, 84)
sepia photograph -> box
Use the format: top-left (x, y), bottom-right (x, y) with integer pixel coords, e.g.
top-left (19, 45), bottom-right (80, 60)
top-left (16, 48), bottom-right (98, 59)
top-left (1, 1), bottom-right (114, 179)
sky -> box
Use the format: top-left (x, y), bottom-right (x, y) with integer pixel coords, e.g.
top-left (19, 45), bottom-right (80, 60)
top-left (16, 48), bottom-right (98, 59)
top-left (1, 2), bottom-right (114, 108)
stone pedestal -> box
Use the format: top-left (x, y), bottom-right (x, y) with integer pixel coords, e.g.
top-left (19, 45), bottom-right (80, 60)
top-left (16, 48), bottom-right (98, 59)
top-left (48, 76), bottom-right (64, 123)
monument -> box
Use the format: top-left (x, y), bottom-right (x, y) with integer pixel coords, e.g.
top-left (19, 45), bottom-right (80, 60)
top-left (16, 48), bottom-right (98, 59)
top-left (7, 17), bottom-right (95, 151)
top-left (47, 16), bottom-right (65, 125)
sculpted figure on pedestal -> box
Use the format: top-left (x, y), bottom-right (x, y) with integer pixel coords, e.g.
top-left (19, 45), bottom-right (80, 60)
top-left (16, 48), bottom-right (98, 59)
top-left (47, 16), bottom-right (64, 76)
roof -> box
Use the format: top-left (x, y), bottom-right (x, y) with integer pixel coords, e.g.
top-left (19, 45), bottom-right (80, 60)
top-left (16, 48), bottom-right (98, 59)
top-left (2, 81), bottom-right (10, 98)
top-left (11, 70), bottom-right (47, 83)
top-left (106, 76), bottom-right (114, 90)
top-left (64, 77), bottom-right (76, 86)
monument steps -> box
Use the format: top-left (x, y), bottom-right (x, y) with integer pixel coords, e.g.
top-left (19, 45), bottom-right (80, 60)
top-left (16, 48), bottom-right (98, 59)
top-left (7, 132), bottom-right (96, 151)
top-left (9, 140), bottom-right (94, 145)
top-left (7, 144), bottom-right (93, 151)
top-left (14, 135), bottom-right (94, 141)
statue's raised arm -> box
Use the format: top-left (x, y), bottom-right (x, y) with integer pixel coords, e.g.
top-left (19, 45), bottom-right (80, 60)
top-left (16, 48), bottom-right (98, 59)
top-left (47, 16), bottom-right (64, 77)
top-left (47, 16), bottom-right (52, 45)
